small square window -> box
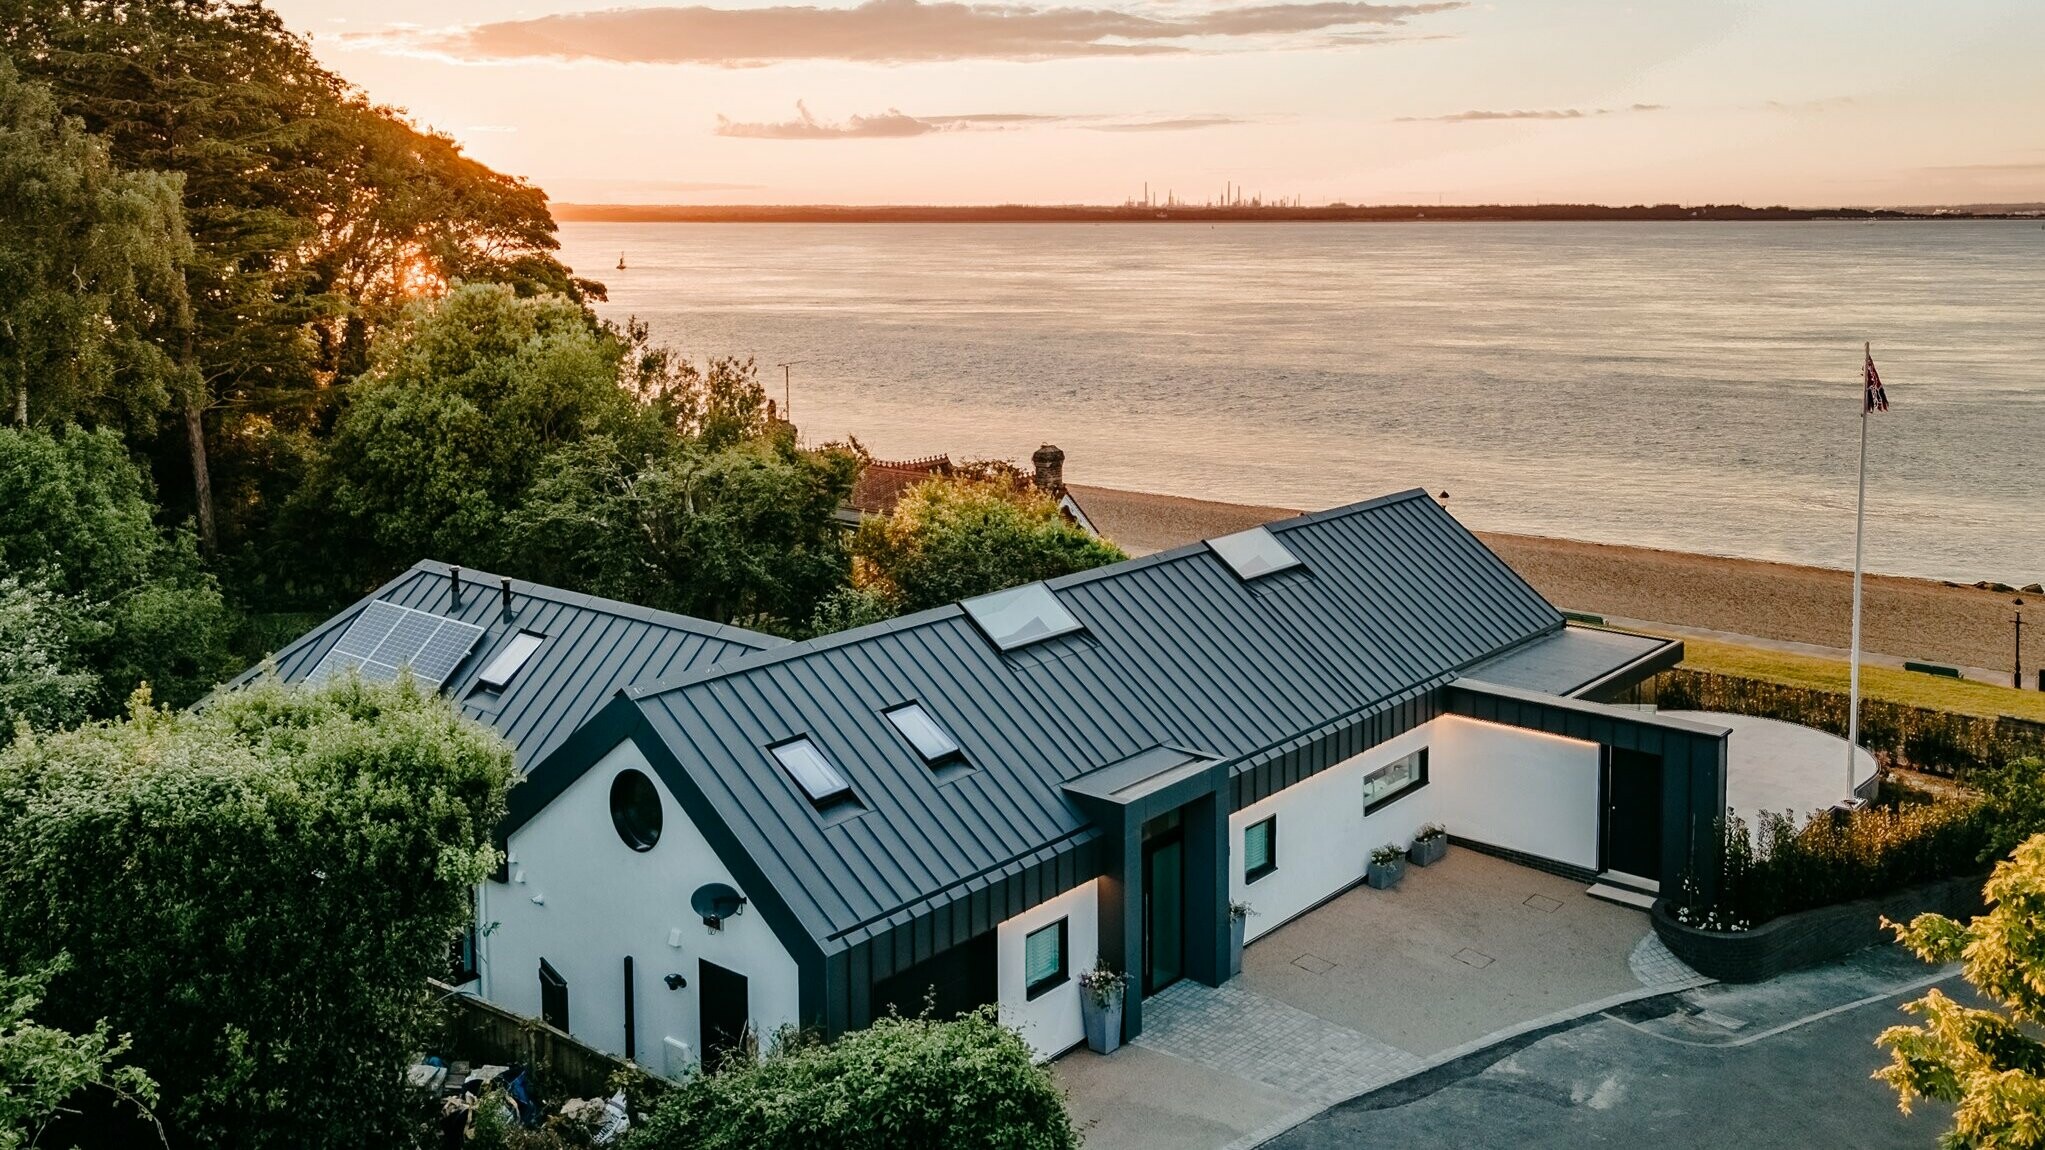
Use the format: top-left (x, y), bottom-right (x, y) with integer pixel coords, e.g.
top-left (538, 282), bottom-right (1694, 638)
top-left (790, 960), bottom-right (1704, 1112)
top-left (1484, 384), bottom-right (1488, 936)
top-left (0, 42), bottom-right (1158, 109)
top-left (1023, 919), bottom-right (1068, 999)
top-left (1363, 748), bottom-right (1429, 815)
top-left (884, 703), bottom-right (964, 766)
top-left (1244, 816), bottom-right (1277, 882)
top-left (770, 737), bottom-right (853, 805)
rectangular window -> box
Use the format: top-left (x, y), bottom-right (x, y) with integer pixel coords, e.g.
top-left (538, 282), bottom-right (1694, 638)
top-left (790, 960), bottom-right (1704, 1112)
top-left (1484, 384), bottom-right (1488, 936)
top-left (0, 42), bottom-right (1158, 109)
top-left (770, 737), bottom-right (853, 805)
top-left (1208, 525), bottom-right (1302, 581)
top-left (477, 631), bottom-right (545, 691)
top-left (1243, 816), bottom-right (1277, 882)
top-left (962, 583), bottom-right (1084, 651)
top-left (1363, 748), bottom-right (1429, 814)
top-left (1023, 919), bottom-right (1069, 999)
top-left (883, 703), bottom-right (964, 766)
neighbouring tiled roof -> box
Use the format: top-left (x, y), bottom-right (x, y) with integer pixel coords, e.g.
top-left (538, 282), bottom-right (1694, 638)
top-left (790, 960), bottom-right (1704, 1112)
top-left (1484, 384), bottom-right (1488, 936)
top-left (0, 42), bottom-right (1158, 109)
top-left (847, 456), bottom-right (952, 516)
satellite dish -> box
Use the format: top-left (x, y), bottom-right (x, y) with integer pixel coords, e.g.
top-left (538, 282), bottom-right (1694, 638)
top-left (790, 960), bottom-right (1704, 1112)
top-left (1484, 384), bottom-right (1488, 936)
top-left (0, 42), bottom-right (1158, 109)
top-left (690, 882), bottom-right (748, 929)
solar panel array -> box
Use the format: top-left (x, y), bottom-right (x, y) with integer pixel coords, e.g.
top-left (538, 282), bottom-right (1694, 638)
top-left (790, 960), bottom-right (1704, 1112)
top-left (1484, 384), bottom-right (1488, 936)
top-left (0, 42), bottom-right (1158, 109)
top-left (307, 601), bottom-right (484, 690)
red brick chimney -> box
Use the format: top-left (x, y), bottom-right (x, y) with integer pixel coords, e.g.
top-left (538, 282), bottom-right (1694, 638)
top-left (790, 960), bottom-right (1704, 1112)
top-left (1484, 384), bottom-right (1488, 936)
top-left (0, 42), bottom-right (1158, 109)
top-left (1032, 443), bottom-right (1066, 494)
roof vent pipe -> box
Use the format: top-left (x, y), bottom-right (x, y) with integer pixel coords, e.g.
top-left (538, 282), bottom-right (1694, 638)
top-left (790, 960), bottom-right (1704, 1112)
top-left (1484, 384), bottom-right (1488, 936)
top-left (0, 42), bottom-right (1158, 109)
top-left (449, 565), bottom-right (463, 606)
top-left (500, 577), bottom-right (513, 620)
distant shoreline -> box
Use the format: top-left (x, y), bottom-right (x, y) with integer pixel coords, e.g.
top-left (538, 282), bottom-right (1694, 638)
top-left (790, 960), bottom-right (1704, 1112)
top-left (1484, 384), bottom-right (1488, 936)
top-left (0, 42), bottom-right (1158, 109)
top-left (1067, 483), bottom-right (2035, 675)
top-left (554, 203), bottom-right (2040, 224)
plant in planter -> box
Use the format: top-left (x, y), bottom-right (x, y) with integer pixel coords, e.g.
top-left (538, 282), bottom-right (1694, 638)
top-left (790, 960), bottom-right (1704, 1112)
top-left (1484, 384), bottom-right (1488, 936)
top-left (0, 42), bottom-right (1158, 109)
top-left (1408, 822), bottom-right (1449, 867)
top-left (1228, 901), bottom-right (1256, 977)
top-left (1077, 963), bottom-right (1128, 1054)
top-left (1367, 843), bottom-right (1406, 890)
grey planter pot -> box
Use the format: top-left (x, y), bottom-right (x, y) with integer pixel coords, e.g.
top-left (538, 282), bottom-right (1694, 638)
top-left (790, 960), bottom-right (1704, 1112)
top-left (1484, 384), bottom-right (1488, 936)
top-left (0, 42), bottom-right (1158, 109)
top-left (1366, 856), bottom-right (1406, 889)
top-left (1229, 914), bottom-right (1247, 977)
top-left (1408, 836), bottom-right (1448, 867)
top-left (1080, 991), bottom-right (1123, 1055)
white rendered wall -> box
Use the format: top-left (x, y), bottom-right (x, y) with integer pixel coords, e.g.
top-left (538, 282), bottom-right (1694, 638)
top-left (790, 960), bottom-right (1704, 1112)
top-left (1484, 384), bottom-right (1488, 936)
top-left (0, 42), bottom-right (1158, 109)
top-left (1227, 716), bottom-right (1603, 942)
top-left (479, 740), bottom-right (801, 1074)
top-left (1229, 725), bottom-right (1441, 942)
top-left (1429, 716), bottom-right (1602, 872)
top-left (996, 881), bottom-right (1100, 1061)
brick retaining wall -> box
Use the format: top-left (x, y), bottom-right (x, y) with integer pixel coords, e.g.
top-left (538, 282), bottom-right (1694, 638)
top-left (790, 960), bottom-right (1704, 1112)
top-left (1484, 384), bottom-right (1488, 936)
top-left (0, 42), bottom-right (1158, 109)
top-left (1650, 875), bottom-right (1987, 983)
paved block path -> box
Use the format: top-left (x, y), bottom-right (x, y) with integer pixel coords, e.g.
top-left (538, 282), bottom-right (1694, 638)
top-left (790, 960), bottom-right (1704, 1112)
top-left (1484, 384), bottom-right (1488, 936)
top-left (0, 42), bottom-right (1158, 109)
top-left (1133, 980), bottom-right (1425, 1106)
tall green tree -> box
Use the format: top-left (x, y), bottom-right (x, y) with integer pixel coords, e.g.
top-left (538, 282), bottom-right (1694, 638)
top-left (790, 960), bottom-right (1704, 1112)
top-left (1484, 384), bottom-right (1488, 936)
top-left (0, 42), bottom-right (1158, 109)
top-left (0, 59), bottom-right (190, 432)
top-left (506, 431), bottom-right (861, 630)
top-left (303, 284), bottom-right (639, 587)
top-left (851, 477), bottom-right (1127, 614)
top-left (0, 676), bottom-right (513, 1150)
top-left (1876, 819), bottom-right (2045, 1147)
top-left (0, 425), bottom-right (230, 712)
top-left (0, 0), bottom-right (594, 556)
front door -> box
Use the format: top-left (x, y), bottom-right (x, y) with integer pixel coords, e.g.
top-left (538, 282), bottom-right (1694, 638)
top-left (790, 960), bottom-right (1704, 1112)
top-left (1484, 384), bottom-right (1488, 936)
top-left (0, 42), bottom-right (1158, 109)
top-left (699, 960), bottom-right (749, 1071)
top-left (1603, 748), bottom-right (1663, 881)
top-left (1142, 827), bottom-right (1186, 994)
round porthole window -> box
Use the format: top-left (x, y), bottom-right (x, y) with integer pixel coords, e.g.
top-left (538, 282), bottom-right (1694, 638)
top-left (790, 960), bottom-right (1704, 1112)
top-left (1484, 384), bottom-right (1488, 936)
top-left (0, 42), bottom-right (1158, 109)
top-left (609, 768), bottom-right (662, 852)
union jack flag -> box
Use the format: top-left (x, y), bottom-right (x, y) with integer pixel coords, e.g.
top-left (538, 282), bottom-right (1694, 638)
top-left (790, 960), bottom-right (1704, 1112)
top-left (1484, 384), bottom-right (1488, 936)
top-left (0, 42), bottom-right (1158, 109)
top-left (1863, 345), bottom-right (1890, 413)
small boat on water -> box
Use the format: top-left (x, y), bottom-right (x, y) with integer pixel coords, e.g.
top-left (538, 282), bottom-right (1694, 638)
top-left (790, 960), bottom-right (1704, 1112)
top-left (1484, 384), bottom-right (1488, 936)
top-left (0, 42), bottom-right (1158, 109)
top-left (616, 252), bottom-right (627, 270)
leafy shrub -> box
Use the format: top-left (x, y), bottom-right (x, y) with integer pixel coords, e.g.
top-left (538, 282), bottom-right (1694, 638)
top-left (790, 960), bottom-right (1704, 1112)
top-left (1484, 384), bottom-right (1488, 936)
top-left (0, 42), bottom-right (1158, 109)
top-left (0, 675), bottom-right (513, 1149)
top-left (0, 425), bottom-right (233, 713)
top-left (1690, 757), bottom-right (2045, 929)
top-left (852, 477), bottom-right (1126, 614)
top-left (0, 956), bottom-right (158, 1149)
top-left (1686, 797), bottom-right (1993, 930)
top-left (622, 1010), bottom-right (1076, 1150)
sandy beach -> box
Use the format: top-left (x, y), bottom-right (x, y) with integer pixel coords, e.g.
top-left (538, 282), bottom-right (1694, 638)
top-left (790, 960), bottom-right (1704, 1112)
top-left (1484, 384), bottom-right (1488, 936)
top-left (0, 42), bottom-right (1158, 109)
top-left (1070, 484), bottom-right (2033, 676)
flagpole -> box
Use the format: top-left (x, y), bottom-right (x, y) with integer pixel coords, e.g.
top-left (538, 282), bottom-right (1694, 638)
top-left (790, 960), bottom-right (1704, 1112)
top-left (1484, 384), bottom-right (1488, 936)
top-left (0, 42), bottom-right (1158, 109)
top-left (1846, 342), bottom-right (1870, 801)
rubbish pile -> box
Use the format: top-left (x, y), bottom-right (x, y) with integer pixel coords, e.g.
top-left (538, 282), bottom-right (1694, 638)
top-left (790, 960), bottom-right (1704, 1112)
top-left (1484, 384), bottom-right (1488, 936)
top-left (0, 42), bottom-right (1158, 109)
top-left (409, 1056), bottom-right (628, 1146)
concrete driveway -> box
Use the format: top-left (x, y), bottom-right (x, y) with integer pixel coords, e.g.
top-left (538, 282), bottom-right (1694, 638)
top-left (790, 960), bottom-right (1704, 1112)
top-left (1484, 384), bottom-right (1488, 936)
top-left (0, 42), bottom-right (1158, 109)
top-left (1264, 945), bottom-right (1959, 1150)
top-left (1055, 849), bottom-right (1706, 1149)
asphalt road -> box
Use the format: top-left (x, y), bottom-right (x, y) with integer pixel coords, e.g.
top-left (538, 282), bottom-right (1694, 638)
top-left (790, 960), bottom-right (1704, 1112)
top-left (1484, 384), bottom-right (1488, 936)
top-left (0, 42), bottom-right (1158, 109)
top-left (1264, 965), bottom-right (1964, 1150)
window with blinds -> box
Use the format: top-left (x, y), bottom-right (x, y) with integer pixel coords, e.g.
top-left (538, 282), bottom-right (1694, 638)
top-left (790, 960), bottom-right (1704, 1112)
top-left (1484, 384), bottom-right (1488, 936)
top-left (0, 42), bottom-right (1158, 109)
top-left (1244, 816), bottom-right (1277, 882)
top-left (1023, 919), bottom-right (1068, 998)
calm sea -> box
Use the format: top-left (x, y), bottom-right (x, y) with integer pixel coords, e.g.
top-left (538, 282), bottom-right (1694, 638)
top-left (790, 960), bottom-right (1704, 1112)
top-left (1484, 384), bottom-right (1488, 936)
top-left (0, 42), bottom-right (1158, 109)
top-left (557, 221), bottom-right (2044, 584)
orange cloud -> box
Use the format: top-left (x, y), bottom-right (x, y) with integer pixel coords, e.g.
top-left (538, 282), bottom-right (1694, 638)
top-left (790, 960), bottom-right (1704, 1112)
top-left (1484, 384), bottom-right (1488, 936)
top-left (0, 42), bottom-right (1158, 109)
top-left (393, 0), bottom-right (1466, 66)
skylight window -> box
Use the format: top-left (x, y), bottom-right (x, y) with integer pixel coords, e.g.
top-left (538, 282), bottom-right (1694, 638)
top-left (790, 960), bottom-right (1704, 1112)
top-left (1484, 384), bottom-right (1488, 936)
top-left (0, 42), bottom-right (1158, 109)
top-left (961, 582), bottom-right (1083, 651)
top-left (1208, 526), bottom-right (1302, 580)
top-left (476, 631), bottom-right (545, 691)
top-left (770, 737), bottom-right (852, 804)
top-left (884, 703), bottom-right (963, 766)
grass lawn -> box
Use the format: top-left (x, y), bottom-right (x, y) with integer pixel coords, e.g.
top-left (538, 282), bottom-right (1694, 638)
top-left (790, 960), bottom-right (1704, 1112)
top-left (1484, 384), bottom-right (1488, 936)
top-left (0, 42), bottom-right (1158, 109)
top-left (1674, 636), bottom-right (2045, 723)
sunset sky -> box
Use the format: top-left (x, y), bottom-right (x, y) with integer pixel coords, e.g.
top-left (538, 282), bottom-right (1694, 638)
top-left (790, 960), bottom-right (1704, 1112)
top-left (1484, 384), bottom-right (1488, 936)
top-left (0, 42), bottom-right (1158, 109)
top-left (270, 0), bottom-right (2044, 206)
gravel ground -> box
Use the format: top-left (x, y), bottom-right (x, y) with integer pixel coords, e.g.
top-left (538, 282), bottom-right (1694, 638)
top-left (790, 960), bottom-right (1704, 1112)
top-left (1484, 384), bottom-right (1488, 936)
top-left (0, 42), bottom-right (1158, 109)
top-left (1070, 484), bottom-right (2030, 674)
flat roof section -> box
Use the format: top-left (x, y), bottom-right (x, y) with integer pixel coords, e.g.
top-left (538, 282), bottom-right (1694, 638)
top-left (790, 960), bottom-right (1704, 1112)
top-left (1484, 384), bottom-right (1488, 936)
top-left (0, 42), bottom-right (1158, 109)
top-left (1461, 625), bottom-right (1679, 698)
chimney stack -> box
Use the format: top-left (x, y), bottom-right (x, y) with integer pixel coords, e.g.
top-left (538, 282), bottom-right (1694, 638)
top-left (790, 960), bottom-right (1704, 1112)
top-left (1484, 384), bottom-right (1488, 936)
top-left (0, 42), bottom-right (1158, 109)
top-left (449, 565), bottom-right (463, 606)
top-left (1031, 443), bottom-right (1065, 494)
top-left (500, 577), bottom-right (514, 620)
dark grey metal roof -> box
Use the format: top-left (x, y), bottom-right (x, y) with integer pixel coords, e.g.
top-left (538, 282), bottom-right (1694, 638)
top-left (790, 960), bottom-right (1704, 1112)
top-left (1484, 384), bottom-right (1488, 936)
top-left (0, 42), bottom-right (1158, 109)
top-left (1461, 625), bottom-right (1678, 697)
top-left (590, 488), bottom-right (1566, 951)
top-left (228, 561), bottom-right (782, 772)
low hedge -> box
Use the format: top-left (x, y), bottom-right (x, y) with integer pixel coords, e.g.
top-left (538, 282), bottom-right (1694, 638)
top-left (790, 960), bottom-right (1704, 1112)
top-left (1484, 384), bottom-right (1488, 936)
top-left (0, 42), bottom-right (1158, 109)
top-left (621, 1009), bottom-right (1076, 1150)
top-left (1673, 757), bottom-right (2045, 933)
top-left (1651, 669), bottom-right (2045, 777)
